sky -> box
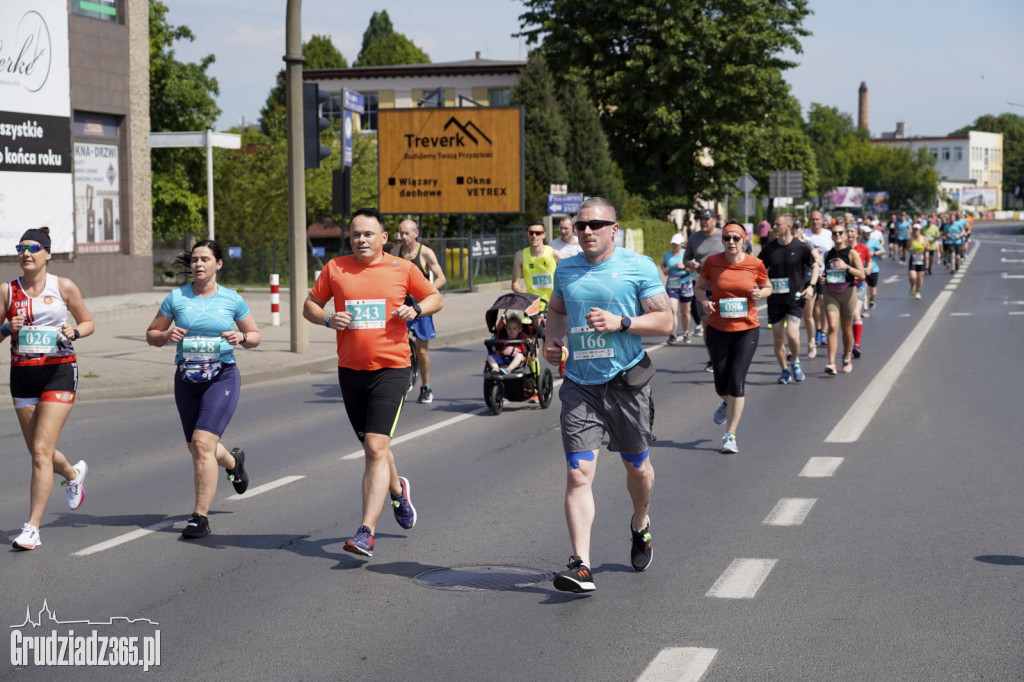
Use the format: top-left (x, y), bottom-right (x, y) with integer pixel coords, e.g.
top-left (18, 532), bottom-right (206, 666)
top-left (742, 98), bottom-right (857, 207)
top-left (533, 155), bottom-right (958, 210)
top-left (167, 0), bottom-right (1024, 136)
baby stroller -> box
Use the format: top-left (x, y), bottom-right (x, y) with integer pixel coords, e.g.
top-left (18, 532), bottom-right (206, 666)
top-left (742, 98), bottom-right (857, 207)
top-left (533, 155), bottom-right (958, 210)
top-left (483, 292), bottom-right (554, 415)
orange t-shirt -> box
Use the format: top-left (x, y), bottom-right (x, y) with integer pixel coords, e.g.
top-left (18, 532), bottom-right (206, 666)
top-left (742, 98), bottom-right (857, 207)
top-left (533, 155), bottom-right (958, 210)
top-left (311, 254), bottom-right (434, 370)
top-left (700, 253), bottom-right (769, 332)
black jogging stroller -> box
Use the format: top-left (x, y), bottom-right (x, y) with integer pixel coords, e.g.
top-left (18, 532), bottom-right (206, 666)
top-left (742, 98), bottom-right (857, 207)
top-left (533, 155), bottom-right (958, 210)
top-left (482, 292), bottom-right (554, 415)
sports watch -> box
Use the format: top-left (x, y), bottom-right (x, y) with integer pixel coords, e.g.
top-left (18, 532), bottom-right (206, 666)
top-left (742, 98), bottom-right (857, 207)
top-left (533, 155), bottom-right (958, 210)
top-left (620, 316), bottom-right (632, 332)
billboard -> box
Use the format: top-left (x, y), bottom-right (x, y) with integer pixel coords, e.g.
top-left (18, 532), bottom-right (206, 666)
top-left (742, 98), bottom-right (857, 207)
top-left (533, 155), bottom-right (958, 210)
top-left (863, 191), bottom-right (889, 212)
top-left (0, 1), bottom-right (73, 254)
top-left (825, 186), bottom-right (864, 209)
top-left (960, 186), bottom-right (998, 209)
top-left (377, 107), bottom-right (523, 214)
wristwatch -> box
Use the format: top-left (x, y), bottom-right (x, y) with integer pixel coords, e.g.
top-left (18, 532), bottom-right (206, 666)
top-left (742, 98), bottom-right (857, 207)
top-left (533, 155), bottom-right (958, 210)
top-left (620, 316), bottom-right (632, 332)
top-left (412, 303), bottom-right (423, 318)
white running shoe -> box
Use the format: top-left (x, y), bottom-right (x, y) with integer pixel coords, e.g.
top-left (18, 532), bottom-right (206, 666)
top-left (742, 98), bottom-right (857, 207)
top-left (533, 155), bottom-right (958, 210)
top-left (62, 460), bottom-right (88, 510)
top-left (12, 523), bottom-right (41, 550)
top-left (720, 433), bottom-right (738, 454)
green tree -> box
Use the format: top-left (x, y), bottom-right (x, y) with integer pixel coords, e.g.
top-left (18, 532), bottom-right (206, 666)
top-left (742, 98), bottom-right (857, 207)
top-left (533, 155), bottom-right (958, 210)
top-left (844, 141), bottom-right (938, 212)
top-left (559, 79), bottom-right (625, 210)
top-left (357, 11), bottom-right (394, 61)
top-left (951, 113), bottom-right (1024, 197)
top-left (804, 104), bottom-right (860, 196)
top-left (259, 35), bottom-right (348, 136)
top-left (354, 10), bottom-right (429, 67)
top-left (510, 52), bottom-right (568, 218)
top-left (149, 0), bottom-right (221, 242)
top-left (518, 0), bottom-right (811, 212)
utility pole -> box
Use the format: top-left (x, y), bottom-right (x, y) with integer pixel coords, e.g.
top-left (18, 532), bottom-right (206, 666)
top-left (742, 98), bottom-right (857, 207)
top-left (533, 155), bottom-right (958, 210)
top-left (285, 0), bottom-right (308, 353)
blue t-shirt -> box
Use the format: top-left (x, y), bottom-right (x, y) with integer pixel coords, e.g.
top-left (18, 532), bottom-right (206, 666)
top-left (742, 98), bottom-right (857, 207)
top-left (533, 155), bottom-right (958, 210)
top-left (158, 285), bottom-right (251, 365)
top-left (943, 221), bottom-right (963, 244)
top-left (553, 249), bottom-right (664, 385)
top-left (896, 220), bottom-right (911, 239)
top-left (662, 251), bottom-right (692, 288)
top-left (866, 237), bottom-right (883, 273)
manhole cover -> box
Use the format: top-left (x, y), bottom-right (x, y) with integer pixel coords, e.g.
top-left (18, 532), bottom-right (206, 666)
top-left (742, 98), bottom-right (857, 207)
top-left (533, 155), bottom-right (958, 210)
top-left (413, 565), bottom-right (554, 591)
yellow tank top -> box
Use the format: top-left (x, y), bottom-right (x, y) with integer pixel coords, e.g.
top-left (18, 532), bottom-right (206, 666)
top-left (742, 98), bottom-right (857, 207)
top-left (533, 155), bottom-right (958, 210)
top-left (521, 246), bottom-right (557, 297)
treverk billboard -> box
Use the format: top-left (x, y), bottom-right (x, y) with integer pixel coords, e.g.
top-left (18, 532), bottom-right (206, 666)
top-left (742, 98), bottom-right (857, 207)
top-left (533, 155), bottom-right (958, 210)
top-left (377, 107), bottom-right (523, 214)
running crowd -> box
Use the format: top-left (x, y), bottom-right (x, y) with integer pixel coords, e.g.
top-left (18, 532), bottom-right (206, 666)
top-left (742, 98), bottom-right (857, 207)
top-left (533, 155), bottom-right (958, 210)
top-left (5, 204), bottom-right (972, 598)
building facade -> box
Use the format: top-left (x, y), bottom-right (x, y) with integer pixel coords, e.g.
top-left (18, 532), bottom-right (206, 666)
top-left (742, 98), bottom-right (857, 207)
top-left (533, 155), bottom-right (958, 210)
top-left (0, 0), bottom-right (151, 297)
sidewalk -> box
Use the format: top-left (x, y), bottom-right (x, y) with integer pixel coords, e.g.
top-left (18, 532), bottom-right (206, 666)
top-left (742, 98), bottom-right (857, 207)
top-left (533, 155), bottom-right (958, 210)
top-left (0, 283), bottom-right (510, 402)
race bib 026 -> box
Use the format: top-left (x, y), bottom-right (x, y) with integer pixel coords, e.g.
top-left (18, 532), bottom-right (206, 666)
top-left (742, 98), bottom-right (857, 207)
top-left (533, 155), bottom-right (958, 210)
top-left (346, 299), bottom-right (387, 329)
top-left (570, 325), bottom-right (614, 360)
top-left (18, 325), bottom-right (60, 354)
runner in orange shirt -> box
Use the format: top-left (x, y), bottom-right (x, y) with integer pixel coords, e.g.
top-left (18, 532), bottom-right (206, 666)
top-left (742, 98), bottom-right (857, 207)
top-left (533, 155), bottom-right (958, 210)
top-left (303, 208), bottom-right (442, 558)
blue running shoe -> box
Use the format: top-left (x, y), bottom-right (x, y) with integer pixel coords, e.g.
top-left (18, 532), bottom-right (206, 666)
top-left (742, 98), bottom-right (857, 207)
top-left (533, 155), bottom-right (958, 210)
top-left (791, 362), bottom-right (805, 383)
top-left (713, 401), bottom-right (728, 425)
top-left (343, 526), bottom-right (375, 557)
top-left (391, 476), bottom-right (417, 529)
top-left (778, 369), bottom-right (791, 384)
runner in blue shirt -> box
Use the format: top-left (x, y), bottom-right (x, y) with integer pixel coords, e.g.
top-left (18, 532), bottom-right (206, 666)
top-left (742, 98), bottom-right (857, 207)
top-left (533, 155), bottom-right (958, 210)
top-left (660, 233), bottom-right (694, 344)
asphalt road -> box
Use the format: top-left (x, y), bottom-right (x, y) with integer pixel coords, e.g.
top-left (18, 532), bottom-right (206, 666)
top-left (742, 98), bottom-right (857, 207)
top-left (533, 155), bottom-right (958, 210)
top-left (2, 223), bottom-right (1022, 681)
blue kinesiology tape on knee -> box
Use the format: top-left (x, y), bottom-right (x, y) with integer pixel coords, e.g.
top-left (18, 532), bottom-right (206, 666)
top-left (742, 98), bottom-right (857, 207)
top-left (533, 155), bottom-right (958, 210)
top-left (620, 449), bottom-right (650, 468)
top-left (565, 450), bottom-right (596, 470)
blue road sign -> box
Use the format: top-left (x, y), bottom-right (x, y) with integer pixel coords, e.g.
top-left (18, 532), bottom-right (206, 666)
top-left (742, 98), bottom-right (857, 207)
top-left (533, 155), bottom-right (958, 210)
top-left (343, 90), bottom-right (365, 114)
top-left (311, 246), bottom-right (325, 258)
top-left (547, 192), bottom-right (583, 215)
top-left (228, 247), bottom-right (242, 258)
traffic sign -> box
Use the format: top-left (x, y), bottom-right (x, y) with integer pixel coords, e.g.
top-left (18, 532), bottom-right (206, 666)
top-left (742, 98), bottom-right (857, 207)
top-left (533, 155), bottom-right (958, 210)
top-left (769, 170), bottom-right (803, 198)
top-left (735, 173), bottom-right (758, 194)
top-left (547, 193), bottom-right (583, 215)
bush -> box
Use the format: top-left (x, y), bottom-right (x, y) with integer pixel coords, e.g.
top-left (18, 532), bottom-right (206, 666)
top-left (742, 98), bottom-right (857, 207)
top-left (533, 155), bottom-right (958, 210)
top-left (619, 218), bottom-right (678, 262)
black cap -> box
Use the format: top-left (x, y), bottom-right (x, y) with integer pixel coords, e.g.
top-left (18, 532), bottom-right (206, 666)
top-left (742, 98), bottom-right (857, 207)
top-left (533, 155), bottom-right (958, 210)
top-left (698, 209), bottom-right (714, 219)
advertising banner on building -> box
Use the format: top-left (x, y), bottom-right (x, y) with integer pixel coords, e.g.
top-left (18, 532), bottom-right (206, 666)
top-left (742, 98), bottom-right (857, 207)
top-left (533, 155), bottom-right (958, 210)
top-left (377, 107), bottom-right (523, 214)
top-left (74, 142), bottom-right (120, 253)
top-left (0, 1), bottom-right (73, 254)
top-left (825, 186), bottom-right (864, 209)
top-left (863, 191), bottom-right (889, 212)
top-left (960, 186), bottom-right (998, 209)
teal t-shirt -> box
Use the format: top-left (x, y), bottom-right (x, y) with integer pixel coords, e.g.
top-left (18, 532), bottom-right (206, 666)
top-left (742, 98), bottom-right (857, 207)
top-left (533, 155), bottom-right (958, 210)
top-left (158, 284), bottom-right (251, 365)
top-left (553, 249), bottom-right (664, 385)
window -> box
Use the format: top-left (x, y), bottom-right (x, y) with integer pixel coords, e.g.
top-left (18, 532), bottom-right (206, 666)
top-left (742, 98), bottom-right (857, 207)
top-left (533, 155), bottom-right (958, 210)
top-left (954, 147), bottom-right (962, 161)
top-left (71, 0), bottom-right (120, 22)
top-left (360, 92), bottom-right (379, 131)
top-left (929, 147), bottom-right (938, 159)
top-left (324, 93), bottom-right (344, 122)
top-left (488, 88), bottom-right (511, 107)
top-left (941, 147), bottom-right (950, 161)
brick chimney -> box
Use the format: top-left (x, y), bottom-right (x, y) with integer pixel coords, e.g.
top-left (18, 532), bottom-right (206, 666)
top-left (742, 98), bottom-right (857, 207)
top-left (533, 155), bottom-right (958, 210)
top-left (858, 81), bottom-right (869, 133)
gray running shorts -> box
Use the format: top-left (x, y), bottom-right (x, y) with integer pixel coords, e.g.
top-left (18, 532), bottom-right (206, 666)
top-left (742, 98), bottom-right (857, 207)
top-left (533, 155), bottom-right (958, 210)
top-left (559, 378), bottom-right (654, 455)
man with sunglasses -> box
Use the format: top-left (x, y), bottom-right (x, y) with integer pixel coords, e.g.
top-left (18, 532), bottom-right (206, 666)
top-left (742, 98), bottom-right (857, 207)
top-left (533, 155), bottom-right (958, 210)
top-left (543, 197), bottom-right (674, 593)
top-left (683, 208), bottom-right (723, 370)
top-left (512, 221), bottom-right (561, 305)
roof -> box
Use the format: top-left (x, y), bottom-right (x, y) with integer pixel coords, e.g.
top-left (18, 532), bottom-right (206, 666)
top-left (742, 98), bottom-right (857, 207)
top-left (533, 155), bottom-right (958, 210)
top-left (304, 58), bottom-right (526, 81)
top-left (873, 135), bottom-right (969, 144)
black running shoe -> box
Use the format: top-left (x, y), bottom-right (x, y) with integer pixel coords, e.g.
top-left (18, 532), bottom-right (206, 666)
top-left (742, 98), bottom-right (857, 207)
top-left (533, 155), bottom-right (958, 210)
top-left (226, 448), bottom-right (249, 494)
top-left (630, 521), bottom-right (653, 571)
top-left (182, 513), bottom-right (210, 538)
top-left (553, 555), bottom-right (595, 593)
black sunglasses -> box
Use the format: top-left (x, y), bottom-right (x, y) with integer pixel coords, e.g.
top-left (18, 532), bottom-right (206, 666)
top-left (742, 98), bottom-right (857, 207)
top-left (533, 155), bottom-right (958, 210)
top-left (722, 235), bottom-right (743, 243)
top-left (831, 232), bottom-right (845, 237)
top-left (573, 220), bottom-right (615, 232)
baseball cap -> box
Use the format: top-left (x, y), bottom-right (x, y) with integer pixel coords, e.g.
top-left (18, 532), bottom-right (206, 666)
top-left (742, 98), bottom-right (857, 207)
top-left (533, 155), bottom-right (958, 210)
top-left (860, 225), bottom-right (871, 233)
top-left (698, 209), bottom-right (714, 219)
top-left (671, 233), bottom-right (685, 245)
top-left (911, 222), bottom-right (921, 229)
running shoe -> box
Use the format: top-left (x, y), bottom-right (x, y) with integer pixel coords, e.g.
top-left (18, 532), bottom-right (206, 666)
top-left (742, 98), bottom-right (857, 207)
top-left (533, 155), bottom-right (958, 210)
top-left (667, 334), bottom-right (677, 345)
top-left (12, 523), bottom-right (40, 550)
top-left (682, 332), bottom-right (692, 344)
top-left (914, 292), bottom-right (921, 299)
top-left (417, 387), bottom-right (433, 404)
top-left (528, 394), bottom-right (540, 403)
top-left (786, 354), bottom-right (793, 363)
top-left (791, 362), bottom-right (805, 383)
top-left (720, 433), bottom-right (738, 454)
top-left (869, 299), bottom-right (876, 309)
top-left (713, 401), bottom-right (728, 425)
top-left (390, 476), bottom-right (417, 529)
top-left (862, 309), bottom-right (870, 318)
top-left (226, 448), bottom-right (249, 494)
top-left (807, 344), bottom-right (817, 359)
top-left (704, 361), bottom-right (714, 373)
top-left (852, 345), bottom-right (861, 359)
top-left (181, 513), bottom-right (210, 539)
top-left (909, 286), bottom-right (916, 296)
top-left (693, 324), bottom-right (703, 337)
top-left (630, 521), bottom-right (653, 571)
top-left (842, 356), bottom-right (853, 373)
top-left (778, 369), bottom-right (791, 384)
top-left (816, 330), bottom-right (827, 345)
top-left (343, 525), bottom-right (375, 557)
top-left (62, 460), bottom-right (88, 510)
top-left (553, 555), bottom-right (595, 593)
top-left (824, 363), bottom-right (837, 375)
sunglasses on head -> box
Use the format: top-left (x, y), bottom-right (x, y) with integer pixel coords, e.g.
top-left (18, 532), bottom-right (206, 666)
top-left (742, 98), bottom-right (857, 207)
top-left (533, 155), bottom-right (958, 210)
top-left (15, 244), bottom-right (44, 254)
top-left (722, 235), bottom-right (744, 243)
top-left (573, 220), bottom-right (615, 232)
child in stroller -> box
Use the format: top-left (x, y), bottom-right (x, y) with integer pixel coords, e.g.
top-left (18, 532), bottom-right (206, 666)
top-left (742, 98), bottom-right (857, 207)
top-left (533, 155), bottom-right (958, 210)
top-left (486, 313), bottom-right (530, 374)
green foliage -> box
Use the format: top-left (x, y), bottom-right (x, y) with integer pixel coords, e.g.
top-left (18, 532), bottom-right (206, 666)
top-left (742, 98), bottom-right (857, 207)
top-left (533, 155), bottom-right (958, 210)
top-left (354, 10), bottom-right (429, 67)
top-left (952, 113), bottom-right (1024, 193)
top-left (304, 34), bottom-right (348, 69)
top-left (260, 35), bottom-right (347, 136)
top-left (518, 0), bottom-right (811, 209)
top-left (352, 133), bottom-right (380, 211)
top-left (844, 141), bottom-right (939, 212)
top-left (149, 0), bottom-right (221, 242)
top-left (559, 80), bottom-right (625, 211)
top-left (619, 218), bottom-right (677, 262)
top-left (804, 104), bottom-right (858, 196)
top-left (510, 52), bottom-right (568, 219)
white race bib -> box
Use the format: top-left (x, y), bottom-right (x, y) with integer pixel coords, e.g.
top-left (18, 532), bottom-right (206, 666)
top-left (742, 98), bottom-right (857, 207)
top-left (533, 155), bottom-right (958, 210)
top-left (770, 277), bottom-right (790, 294)
top-left (825, 269), bottom-right (846, 284)
top-left (18, 325), bottom-right (60, 354)
top-left (181, 336), bottom-right (222, 361)
top-left (719, 297), bottom-right (748, 319)
top-left (530, 272), bottom-right (553, 290)
top-left (570, 325), bottom-right (614, 360)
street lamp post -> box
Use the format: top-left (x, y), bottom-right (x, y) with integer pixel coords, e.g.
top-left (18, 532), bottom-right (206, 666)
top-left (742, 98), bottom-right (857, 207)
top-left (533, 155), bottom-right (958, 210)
top-left (285, 0), bottom-right (308, 353)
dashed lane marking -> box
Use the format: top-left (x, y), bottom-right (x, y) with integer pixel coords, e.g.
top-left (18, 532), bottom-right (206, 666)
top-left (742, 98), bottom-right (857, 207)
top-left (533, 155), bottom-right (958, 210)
top-left (763, 498), bottom-right (817, 526)
top-left (799, 457), bottom-right (844, 477)
top-left (706, 558), bottom-right (777, 599)
top-left (224, 475), bottom-right (305, 500)
top-left (636, 648), bottom-right (718, 682)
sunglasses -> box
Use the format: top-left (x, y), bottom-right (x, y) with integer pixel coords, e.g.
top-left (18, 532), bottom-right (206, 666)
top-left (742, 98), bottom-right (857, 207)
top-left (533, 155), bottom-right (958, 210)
top-left (527, 231), bottom-right (545, 236)
top-left (831, 232), bottom-right (845, 238)
top-left (15, 244), bottom-right (44, 254)
top-left (573, 220), bottom-right (616, 232)
top-left (722, 235), bottom-right (744, 243)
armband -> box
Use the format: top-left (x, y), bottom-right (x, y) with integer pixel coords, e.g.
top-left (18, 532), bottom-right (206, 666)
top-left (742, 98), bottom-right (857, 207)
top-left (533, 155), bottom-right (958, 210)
top-left (0, 323), bottom-right (9, 338)
top-left (324, 313), bottom-right (334, 328)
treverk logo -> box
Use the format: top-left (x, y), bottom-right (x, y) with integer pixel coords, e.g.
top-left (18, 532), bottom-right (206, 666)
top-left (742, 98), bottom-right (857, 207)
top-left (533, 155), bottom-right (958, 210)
top-left (10, 600), bottom-right (161, 671)
top-left (404, 117), bottom-right (493, 149)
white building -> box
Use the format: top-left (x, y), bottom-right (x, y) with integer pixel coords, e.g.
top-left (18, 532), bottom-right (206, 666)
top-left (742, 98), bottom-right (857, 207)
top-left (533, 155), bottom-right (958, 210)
top-left (873, 126), bottom-right (1003, 210)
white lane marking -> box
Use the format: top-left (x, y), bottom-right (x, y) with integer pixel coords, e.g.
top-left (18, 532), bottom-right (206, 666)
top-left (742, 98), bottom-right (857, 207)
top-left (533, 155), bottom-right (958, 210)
top-left (799, 457), bottom-right (844, 477)
top-left (1001, 248), bottom-right (1024, 253)
top-left (763, 498), bottom-right (817, 526)
top-left (1010, 311), bottom-right (1024, 316)
top-left (1000, 258), bottom-right (1024, 263)
top-left (1002, 273), bottom-right (1024, 279)
top-left (706, 558), bottom-right (777, 599)
top-left (74, 518), bottom-right (179, 557)
top-left (636, 648), bottom-right (718, 682)
top-left (883, 275), bottom-right (900, 284)
top-left (224, 475), bottom-right (304, 500)
top-left (944, 286), bottom-right (958, 291)
top-left (825, 238), bottom-right (968, 444)
top-left (949, 312), bottom-right (972, 316)
top-left (899, 313), bottom-right (911, 317)
top-left (343, 407), bottom-right (489, 460)
top-left (1003, 301), bottom-right (1024, 305)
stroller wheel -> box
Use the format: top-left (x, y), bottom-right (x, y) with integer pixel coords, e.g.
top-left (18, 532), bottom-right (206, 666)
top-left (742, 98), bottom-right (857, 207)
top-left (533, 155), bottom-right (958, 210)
top-left (538, 368), bottom-right (554, 409)
top-left (485, 380), bottom-right (504, 415)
